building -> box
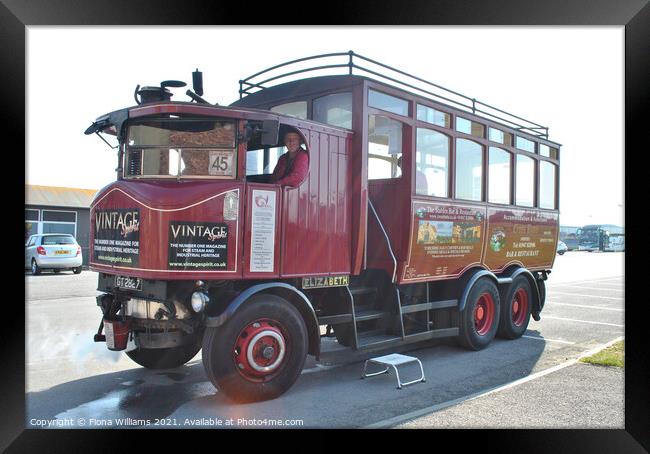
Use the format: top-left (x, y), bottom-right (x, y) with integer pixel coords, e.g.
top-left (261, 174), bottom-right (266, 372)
top-left (25, 185), bottom-right (98, 266)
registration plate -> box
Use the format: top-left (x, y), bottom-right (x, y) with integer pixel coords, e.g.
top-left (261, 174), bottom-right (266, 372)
top-left (55, 250), bottom-right (70, 255)
top-left (115, 275), bottom-right (142, 291)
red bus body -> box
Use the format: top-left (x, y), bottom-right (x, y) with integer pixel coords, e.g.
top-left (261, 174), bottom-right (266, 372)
top-left (90, 105), bottom-right (354, 281)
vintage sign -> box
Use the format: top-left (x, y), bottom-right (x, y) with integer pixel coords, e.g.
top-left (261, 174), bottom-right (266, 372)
top-left (403, 202), bottom-right (485, 281)
top-left (302, 275), bottom-right (350, 289)
top-left (249, 189), bottom-right (276, 272)
top-left (93, 208), bottom-right (140, 267)
top-left (483, 208), bottom-right (558, 270)
top-left (168, 221), bottom-right (228, 270)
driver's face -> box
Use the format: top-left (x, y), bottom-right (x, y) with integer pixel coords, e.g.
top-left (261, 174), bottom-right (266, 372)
top-left (284, 133), bottom-right (301, 153)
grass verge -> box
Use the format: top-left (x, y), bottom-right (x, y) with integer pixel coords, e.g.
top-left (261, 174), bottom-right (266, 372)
top-left (580, 340), bottom-right (624, 367)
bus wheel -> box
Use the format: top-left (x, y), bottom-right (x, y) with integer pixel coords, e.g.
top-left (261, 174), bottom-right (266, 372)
top-left (202, 294), bottom-right (308, 403)
top-left (458, 278), bottom-right (500, 350)
top-left (126, 335), bottom-right (203, 369)
top-left (497, 276), bottom-right (532, 339)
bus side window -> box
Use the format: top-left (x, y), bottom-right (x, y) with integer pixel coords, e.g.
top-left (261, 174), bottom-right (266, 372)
top-left (416, 128), bottom-right (449, 197)
top-left (539, 161), bottom-right (557, 209)
top-left (455, 138), bottom-right (483, 201)
top-left (516, 154), bottom-right (535, 207)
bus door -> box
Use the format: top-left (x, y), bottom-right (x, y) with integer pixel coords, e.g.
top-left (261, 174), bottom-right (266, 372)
top-left (365, 114), bottom-right (411, 277)
top-left (278, 129), bottom-right (352, 277)
top-left (243, 127), bottom-right (352, 278)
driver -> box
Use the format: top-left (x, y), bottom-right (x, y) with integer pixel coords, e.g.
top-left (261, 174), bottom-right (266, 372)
top-left (269, 131), bottom-right (309, 187)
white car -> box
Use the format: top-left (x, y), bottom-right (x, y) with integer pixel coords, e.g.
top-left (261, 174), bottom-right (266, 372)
top-left (25, 233), bottom-right (83, 275)
top-left (556, 240), bottom-right (568, 255)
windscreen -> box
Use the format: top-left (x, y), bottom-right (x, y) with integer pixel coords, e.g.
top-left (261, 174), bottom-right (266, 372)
top-left (42, 235), bottom-right (75, 245)
top-left (579, 229), bottom-right (599, 241)
top-left (125, 118), bottom-right (237, 179)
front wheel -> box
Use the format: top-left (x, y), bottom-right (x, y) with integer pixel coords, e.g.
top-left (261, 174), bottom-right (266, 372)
top-left (497, 276), bottom-right (532, 339)
top-left (126, 334), bottom-right (202, 369)
top-left (458, 278), bottom-right (501, 350)
top-left (202, 294), bottom-right (308, 403)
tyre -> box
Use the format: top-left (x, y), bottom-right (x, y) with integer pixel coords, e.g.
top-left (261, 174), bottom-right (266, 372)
top-left (558, 251), bottom-right (564, 255)
top-left (202, 293), bottom-right (308, 403)
top-left (458, 278), bottom-right (500, 350)
top-left (497, 276), bottom-right (532, 339)
top-left (73, 266), bottom-right (82, 274)
top-left (126, 334), bottom-right (203, 369)
top-left (31, 259), bottom-right (41, 276)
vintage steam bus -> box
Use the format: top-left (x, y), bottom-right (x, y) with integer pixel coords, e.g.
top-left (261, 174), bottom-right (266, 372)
top-left (86, 52), bottom-right (561, 402)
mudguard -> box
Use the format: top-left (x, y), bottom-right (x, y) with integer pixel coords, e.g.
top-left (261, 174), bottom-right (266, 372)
top-left (204, 282), bottom-right (320, 357)
top-left (501, 267), bottom-right (544, 321)
top-left (458, 269), bottom-right (499, 313)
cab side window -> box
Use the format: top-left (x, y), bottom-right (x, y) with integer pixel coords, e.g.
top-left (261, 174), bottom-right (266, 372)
top-left (246, 147), bottom-right (285, 176)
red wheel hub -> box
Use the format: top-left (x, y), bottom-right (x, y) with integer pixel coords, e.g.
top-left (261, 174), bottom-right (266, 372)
top-left (233, 319), bottom-right (287, 382)
top-left (511, 288), bottom-right (529, 327)
top-left (474, 293), bottom-right (495, 336)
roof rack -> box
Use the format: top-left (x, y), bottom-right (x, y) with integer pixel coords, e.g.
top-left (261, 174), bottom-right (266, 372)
top-left (239, 51), bottom-right (550, 139)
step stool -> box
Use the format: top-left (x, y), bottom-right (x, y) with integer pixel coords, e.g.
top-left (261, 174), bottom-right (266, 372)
top-left (361, 353), bottom-right (426, 389)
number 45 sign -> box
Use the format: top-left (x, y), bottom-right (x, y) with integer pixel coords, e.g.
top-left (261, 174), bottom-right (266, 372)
top-left (209, 150), bottom-right (234, 177)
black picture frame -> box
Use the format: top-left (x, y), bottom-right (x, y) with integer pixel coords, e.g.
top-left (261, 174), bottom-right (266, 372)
top-left (5, 0), bottom-right (647, 451)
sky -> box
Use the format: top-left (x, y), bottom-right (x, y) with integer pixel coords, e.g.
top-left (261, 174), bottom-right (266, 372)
top-left (26, 27), bottom-right (624, 228)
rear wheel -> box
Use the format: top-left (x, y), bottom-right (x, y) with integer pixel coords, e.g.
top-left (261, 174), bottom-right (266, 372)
top-left (73, 266), bottom-right (82, 274)
top-left (458, 278), bottom-right (500, 350)
top-left (31, 259), bottom-right (41, 276)
top-left (202, 294), bottom-right (308, 403)
top-left (497, 276), bottom-right (532, 339)
top-left (126, 334), bottom-right (202, 369)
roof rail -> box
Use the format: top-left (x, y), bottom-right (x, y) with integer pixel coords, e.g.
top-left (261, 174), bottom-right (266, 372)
top-left (239, 51), bottom-right (550, 139)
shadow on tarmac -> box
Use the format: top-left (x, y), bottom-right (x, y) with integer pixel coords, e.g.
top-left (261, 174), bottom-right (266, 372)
top-left (27, 334), bottom-right (547, 428)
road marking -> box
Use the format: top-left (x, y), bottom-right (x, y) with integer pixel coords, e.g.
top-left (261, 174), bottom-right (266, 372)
top-left (545, 301), bottom-right (624, 312)
top-left (547, 291), bottom-right (623, 300)
top-left (553, 284), bottom-right (624, 292)
top-left (558, 277), bottom-right (624, 286)
top-left (365, 336), bottom-right (624, 428)
top-left (522, 335), bottom-right (575, 345)
top-left (541, 316), bottom-right (623, 327)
